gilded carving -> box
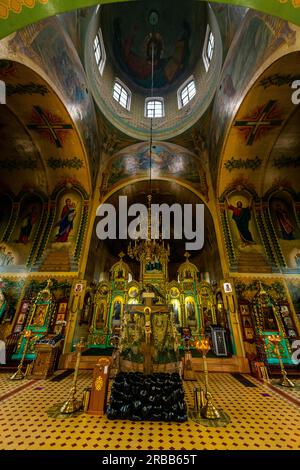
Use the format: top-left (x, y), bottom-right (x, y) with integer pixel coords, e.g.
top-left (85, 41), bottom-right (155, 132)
top-left (95, 375), bottom-right (104, 391)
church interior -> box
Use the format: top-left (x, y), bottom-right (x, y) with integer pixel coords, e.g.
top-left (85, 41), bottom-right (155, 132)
top-left (0, 0), bottom-right (300, 452)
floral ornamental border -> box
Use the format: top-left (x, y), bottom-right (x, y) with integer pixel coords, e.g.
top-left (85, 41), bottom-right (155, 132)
top-left (0, 1), bottom-right (48, 20)
top-left (278, 0), bottom-right (300, 9)
top-left (1, 1), bottom-right (300, 40)
top-left (273, 155), bottom-right (300, 168)
top-left (224, 156), bottom-right (263, 172)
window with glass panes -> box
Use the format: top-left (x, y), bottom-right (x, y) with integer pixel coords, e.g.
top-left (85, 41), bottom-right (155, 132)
top-left (180, 80), bottom-right (196, 108)
top-left (207, 31), bottom-right (215, 63)
top-left (113, 81), bottom-right (130, 110)
top-left (93, 30), bottom-right (106, 75)
top-left (146, 99), bottom-right (164, 118)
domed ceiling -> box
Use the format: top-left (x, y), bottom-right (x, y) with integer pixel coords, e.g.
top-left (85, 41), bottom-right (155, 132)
top-left (85, 1), bottom-right (221, 140)
top-left (101, 0), bottom-right (208, 93)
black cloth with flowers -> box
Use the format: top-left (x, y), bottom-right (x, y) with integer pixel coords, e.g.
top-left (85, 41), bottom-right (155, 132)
top-left (107, 371), bottom-right (187, 422)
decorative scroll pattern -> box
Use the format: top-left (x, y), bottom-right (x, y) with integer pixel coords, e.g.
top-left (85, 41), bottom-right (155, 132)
top-left (0, 1), bottom-right (48, 20)
top-left (1, 1), bottom-right (300, 42)
top-left (278, 1), bottom-right (300, 8)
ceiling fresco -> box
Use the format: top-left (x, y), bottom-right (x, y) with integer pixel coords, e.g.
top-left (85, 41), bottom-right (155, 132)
top-left (97, 111), bottom-right (137, 160)
top-left (101, 0), bottom-right (207, 92)
top-left (210, 10), bottom-right (298, 185)
top-left (0, 106), bottom-right (46, 195)
top-left (85, 3), bottom-right (222, 142)
top-left (100, 142), bottom-right (209, 202)
top-left (218, 52), bottom-right (300, 198)
top-left (263, 105), bottom-right (300, 194)
top-left (0, 60), bottom-right (91, 197)
top-left (0, 3), bottom-right (299, 285)
top-left (210, 3), bottom-right (248, 56)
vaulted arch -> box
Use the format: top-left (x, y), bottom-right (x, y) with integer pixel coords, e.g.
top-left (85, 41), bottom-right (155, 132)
top-left (0, 60), bottom-right (92, 197)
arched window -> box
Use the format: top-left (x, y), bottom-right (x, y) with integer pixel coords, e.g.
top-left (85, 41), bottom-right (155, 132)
top-left (203, 25), bottom-right (215, 72)
top-left (178, 77), bottom-right (196, 109)
top-left (145, 98), bottom-right (164, 118)
top-left (113, 79), bottom-right (131, 110)
top-left (93, 28), bottom-right (106, 75)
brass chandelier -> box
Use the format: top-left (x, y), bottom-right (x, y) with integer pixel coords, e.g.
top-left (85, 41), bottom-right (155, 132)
top-left (127, 194), bottom-right (170, 263)
top-left (127, 15), bottom-right (170, 264)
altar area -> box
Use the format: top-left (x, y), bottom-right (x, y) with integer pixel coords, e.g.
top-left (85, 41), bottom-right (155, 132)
top-left (68, 249), bottom-right (237, 370)
top-left (53, 246), bottom-right (246, 378)
top-left (6, 239), bottom-right (296, 378)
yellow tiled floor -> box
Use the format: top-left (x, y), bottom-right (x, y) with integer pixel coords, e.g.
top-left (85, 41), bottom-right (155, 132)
top-left (0, 372), bottom-right (35, 396)
top-left (270, 378), bottom-right (300, 402)
top-left (0, 371), bottom-right (299, 450)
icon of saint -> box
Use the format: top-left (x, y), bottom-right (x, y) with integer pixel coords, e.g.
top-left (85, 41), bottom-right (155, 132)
top-left (32, 305), bottom-right (45, 326)
top-left (226, 197), bottom-right (255, 245)
top-left (96, 303), bottom-right (105, 330)
top-left (274, 201), bottom-right (295, 240)
top-left (112, 301), bottom-right (121, 326)
top-left (186, 301), bottom-right (196, 323)
top-left (18, 204), bottom-right (39, 244)
top-left (243, 318), bottom-right (254, 339)
top-left (55, 198), bottom-right (76, 243)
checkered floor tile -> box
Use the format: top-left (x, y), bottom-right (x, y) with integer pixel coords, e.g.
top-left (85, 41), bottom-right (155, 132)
top-left (0, 371), bottom-right (299, 450)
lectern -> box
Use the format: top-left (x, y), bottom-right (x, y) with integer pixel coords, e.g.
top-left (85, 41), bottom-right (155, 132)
top-left (30, 335), bottom-right (63, 379)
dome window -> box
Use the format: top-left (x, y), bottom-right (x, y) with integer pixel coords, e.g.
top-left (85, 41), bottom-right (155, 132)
top-left (93, 28), bottom-right (106, 75)
top-left (178, 77), bottom-right (196, 109)
top-left (145, 98), bottom-right (164, 118)
top-left (203, 25), bottom-right (215, 72)
top-left (113, 79), bottom-right (131, 110)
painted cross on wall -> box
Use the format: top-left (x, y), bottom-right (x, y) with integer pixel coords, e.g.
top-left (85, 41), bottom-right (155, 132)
top-left (27, 106), bottom-right (73, 148)
top-left (234, 100), bottom-right (284, 146)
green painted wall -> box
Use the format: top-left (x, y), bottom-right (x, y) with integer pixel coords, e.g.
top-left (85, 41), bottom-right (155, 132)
top-left (0, 1), bottom-right (300, 41)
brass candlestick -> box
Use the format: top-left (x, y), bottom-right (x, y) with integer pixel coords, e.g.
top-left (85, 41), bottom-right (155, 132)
top-left (10, 330), bottom-right (33, 381)
top-left (60, 337), bottom-right (86, 414)
top-left (193, 387), bottom-right (199, 412)
top-left (193, 386), bottom-right (205, 414)
top-left (268, 335), bottom-right (295, 388)
top-left (196, 338), bottom-right (220, 419)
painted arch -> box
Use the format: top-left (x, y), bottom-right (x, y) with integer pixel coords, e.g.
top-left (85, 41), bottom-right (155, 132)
top-left (0, 60), bottom-right (92, 196)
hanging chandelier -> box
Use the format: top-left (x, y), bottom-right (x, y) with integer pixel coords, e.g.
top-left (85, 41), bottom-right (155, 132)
top-left (127, 194), bottom-right (170, 263)
top-left (127, 11), bottom-right (170, 264)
